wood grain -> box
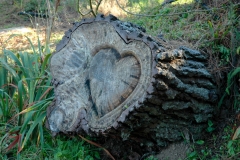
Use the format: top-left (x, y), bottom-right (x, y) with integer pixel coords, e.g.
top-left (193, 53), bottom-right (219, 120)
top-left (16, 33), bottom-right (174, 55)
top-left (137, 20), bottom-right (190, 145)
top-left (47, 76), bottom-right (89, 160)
top-left (48, 21), bottom-right (152, 132)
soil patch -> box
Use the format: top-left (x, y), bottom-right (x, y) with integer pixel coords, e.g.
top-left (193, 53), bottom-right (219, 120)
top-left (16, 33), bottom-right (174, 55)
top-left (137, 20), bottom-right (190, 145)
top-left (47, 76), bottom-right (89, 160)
top-left (154, 142), bottom-right (191, 160)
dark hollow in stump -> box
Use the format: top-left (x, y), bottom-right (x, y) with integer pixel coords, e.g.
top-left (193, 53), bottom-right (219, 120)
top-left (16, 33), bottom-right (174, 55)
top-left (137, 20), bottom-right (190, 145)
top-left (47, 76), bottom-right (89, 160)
top-left (46, 14), bottom-right (218, 158)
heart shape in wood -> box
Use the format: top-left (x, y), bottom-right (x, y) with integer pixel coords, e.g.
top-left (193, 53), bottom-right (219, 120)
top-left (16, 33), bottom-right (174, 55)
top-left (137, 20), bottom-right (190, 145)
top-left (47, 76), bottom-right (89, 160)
top-left (89, 48), bottom-right (140, 118)
top-left (48, 21), bottom-right (153, 132)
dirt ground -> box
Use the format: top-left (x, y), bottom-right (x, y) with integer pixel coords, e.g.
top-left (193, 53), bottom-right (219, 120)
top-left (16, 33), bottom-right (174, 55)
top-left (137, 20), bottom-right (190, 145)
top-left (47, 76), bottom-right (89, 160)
top-left (0, 0), bottom-right (132, 53)
top-left (155, 142), bottom-right (191, 160)
top-left (0, 1), bottom-right (72, 53)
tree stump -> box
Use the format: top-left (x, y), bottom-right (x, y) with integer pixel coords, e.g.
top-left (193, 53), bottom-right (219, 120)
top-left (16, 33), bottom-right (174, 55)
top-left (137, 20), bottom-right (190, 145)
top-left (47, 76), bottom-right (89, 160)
top-left (46, 14), bottom-right (217, 158)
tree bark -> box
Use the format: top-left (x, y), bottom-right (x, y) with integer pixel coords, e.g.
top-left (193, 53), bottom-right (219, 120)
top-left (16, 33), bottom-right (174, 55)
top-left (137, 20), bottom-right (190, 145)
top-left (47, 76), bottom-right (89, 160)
top-left (46, 14), bottom-right (218, 159)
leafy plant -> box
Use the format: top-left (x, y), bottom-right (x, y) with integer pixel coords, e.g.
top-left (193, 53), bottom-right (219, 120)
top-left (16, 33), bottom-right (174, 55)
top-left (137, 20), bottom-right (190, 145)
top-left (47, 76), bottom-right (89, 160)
top-left (21, 0), bottom-right (50, 12)
top-left (187, 150), bottom-right (198, 160)
top-left (187, 140), bottom-right (205, 160)
top-left (52, 136), bottom-right (101, 160)
top-left (0, 36), bottom-right (53, 158)
top-left (145, 155), bottom-right (158, 160)
top-left (206, 120), bottom-right (215, 133)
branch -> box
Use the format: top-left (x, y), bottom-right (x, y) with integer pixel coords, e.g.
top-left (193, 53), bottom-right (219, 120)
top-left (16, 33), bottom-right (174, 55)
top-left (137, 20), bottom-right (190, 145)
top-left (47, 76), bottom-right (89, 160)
top-left (77, 0), bottom-right (103, 17)
top-left (45, 0), bottom-right (61, 54)
top-left (78, 135), bottom-right (115, 160)
top-left (95, 0), bottom-right (103, 15)
top-left (77, 0), bottom-right (92, 17)
top-left (89, 0), bottom-right (96, 17)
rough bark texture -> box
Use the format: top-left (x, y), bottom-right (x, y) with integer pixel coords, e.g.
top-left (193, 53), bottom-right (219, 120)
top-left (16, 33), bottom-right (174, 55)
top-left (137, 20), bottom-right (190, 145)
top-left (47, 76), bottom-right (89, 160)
top-left (46, 14), bottom-right (218, 159)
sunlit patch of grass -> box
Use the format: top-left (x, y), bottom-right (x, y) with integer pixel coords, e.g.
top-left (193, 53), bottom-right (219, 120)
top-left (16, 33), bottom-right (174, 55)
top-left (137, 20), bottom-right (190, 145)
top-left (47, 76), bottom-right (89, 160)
top-left (126, 1), bottom-right (233, 48)
top-left (172, 0), bottom-right (195, 5)
top-left (125, 0), bottom-right (164, 15)
top-left (126, 2), bottom-right (210, 43)
top-left (0, 27), bottom-right (64, 54)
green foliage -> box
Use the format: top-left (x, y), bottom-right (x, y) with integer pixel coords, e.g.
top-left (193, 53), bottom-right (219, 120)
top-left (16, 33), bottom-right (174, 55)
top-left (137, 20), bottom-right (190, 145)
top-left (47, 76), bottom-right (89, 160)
top-left (127, 1), bottom-right (210, 40)
top-left (187, 126), bottom-right (240, 160)
top-left (0, 36), bottom-right (54, 158)
top-left (1, 132), bottom-right (101, 160)
top-left (221, 53), bottom-right (240, 110)
top-left (226, 67), bottom-right (240, 94)
top-left (145, 155), bottom-right (158, 160)
top-left (187, 151), bottom-right (198, 160)
top-left (52, 136), bottom-right (100, 160)
top-left (20, 0), bottom-right (51, 12)
top-left (195, 140), bottom-right (204, 145)
top-left (206, 120), bottom-right (215, 133)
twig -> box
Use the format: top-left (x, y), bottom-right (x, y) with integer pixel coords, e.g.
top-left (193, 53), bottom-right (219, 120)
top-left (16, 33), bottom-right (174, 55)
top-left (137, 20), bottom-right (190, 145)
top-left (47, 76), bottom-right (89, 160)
top-left (45, 0), bottom-right (60, 54)
top-left (78, 0), bottom-right (103, 17)
top-left (77, 0), bottom-right (92, 17)
top-left (95, 0), bottom-right (103, 15)
top-left (78, 134), bottom-right (115, 160)
top-left (89, 0), bottom-right (96, 17)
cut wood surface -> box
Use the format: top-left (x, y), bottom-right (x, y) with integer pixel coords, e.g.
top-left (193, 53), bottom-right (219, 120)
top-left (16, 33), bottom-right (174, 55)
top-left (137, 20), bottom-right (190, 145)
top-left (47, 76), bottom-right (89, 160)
top-left (46, 14), bottom-right (218, 158)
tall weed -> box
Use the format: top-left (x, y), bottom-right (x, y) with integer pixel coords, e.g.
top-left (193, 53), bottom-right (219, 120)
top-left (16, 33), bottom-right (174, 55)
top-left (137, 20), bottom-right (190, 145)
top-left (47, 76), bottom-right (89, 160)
top-left (0, 36), bottom-right (53, 158)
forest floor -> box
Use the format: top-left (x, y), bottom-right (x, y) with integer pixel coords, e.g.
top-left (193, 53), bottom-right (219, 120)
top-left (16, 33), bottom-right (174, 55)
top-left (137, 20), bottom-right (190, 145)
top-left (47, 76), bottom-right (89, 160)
top-left (0, 0), bottom-right (240, 160)
top-left (0, 1), bottom-right (70, 54)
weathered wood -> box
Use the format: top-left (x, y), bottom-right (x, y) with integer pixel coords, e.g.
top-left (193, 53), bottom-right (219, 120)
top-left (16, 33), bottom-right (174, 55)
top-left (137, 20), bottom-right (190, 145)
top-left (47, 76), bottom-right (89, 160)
top-left (46, 14), bottom-right (218, 158)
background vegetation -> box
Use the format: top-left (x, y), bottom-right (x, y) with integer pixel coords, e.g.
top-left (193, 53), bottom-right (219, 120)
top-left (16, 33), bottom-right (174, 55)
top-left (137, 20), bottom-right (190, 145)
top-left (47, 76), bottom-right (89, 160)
top-left (0, 0), bottom-right (240, 159)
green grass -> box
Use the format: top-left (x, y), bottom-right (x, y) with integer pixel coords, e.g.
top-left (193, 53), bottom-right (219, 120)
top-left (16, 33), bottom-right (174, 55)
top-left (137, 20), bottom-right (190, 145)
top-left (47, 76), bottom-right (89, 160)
top-left (1, 132), bottom-right (101, 160)
top-left (0, 36), bottom-right (53, 158)
top-left (126, 1), bottom-right (232, 43)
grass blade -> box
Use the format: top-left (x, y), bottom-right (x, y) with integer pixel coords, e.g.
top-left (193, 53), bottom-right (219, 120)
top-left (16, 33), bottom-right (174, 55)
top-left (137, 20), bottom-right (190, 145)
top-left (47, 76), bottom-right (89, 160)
top-left (21, 112), bottom-right (46, 149)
